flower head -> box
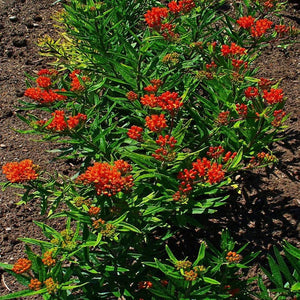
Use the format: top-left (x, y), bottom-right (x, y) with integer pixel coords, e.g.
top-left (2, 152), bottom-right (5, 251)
top-left (144, 7), bottom-right (168, 29)
top-left (237, 16), bottom-right (255, 29)
top-left (127, 125), bottom-right (143, 141)
top-left (29, 278), bottom-right (42, 291)
top-left (2, 160), bottom-right (38, 183)
top-left (263, 88), bottom-right (284, 104)
top-left (12, 258), bottom-right (32, 274)
top-left (145, 114), bottom-right (168, 132)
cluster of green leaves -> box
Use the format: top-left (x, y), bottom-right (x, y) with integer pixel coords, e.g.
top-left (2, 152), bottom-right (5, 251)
top-left (0, 0), bottom-right (298, 299)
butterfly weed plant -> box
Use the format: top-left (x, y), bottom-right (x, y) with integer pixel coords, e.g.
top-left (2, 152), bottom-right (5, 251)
top-left (0, 0), bottom-right (299, 299)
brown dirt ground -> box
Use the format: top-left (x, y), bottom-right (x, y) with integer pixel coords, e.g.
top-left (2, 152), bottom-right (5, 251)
top-left (0, 0), bottom-right (299, 299)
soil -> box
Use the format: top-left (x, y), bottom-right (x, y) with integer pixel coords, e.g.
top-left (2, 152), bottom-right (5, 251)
top-left (0, 0), bottom-right (299, 299)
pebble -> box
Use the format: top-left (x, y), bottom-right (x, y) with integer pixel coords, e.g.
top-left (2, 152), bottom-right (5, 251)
top-left (0, 144), bottom-right (7, 148)
top-left (9, 16), bottom-right (18, 22)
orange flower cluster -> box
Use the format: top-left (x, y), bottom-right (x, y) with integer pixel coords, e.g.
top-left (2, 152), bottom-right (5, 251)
top-left (76, 160), bottom-right (134, 196)
top-left (70, 69), bottom-right (88, 92)
top-left (42, 250), bottom-right (56, 267)
top-left (221, 43), bottom-right (246, 57)
top-left (263, 88), bottom-right (284, 105)
top-left (175, 157), bottom-right (225, 199)
top-left (244, 86), bottom-right (259, 98)
top-left (231, 59), bottom-right (248, 70)
top-left (88, 206), bottom-right (101, 216)
top-left (168, 0), bottom-right (195, 14)
top-left (44, 277), bottom-right (59, 294)
top-left (206, 61), bottom-right (217, 70)
top-left (216, 111), bottom-right (230, 125)
top-left (207, 146), bottom-right (224, 159)
top-left (184, 270), bottom-right (198, 281)
top-left (24, 69), bottom-right (67, 104)
top-left (236, 16), bottom-right (255, 29)
top-left (92, 218), bottom-right (105, 229)
top-left (141, 90), bottom-right (183, 115)
top-left (39, 110), bottom-right (87, 132)
top-left (126, 91), bottom-right (138, 101)
top-left (226, 251), bottom-right (242, 263)
top-left (36, 76), bottom-right (52, 88)
top-left (12, 258), bottom-right (32, 274)
top-left (25, 87), bottom-right (67, 104)
top-left (29, 278), bottom-right (42, 291)
top-left (127, 125), bottom-right (143, 141)
top-left (251, 19), bottom-right (273, 38)
top-left (223, 151), bottom-right (237, 163)
top-left (152, 134), bottom-right (177, 161)
top-left (145, 114), bottom-right (168, 132)
top-left (272, 109), bottom-right (286, 127)
top-left (144, 7), bottom-right (168, 29)
top-left (2, 159), bottom-right (38, 183)
top-left (236, 103), bottom-right (248, 118)
top-left (138, 281), bottom-right (153, 290)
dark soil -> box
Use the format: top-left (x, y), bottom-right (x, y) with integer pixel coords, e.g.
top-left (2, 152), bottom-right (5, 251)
top-left (0, 0), bottom-right (299, 299)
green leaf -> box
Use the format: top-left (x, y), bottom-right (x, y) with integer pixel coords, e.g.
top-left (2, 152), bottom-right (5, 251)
top-left (118, 222), bottom-right (141, 233)
top-left (165, 245), bottom-right (177, 263)
top-left (203, 277), bottom-right (220, 285)
top-left (291, 282), bottom-right (300, 291)
top-left (193, 242), bottom-right (206, 266)
top-left (0, 288), bottom-right (47, 300)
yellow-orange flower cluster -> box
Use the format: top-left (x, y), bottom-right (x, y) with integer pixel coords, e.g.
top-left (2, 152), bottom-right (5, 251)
top-left (226, 251), bottom-right (242, 263)
top-left (12, 258), bottom-right (32, 274)
top-left (44, 277), bottom-right (59, 294)
top-left (76, 160), bottom-right (134, 196)
top-left (2, 159), bottom-right (38, 183)
top-left (42, 250), bottom-right (56, 267)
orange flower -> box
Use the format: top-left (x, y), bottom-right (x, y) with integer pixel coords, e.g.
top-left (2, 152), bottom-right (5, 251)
top-left (88, 206), bottom-right (101, 216)
top-left (207, 146), bottom-right (224, 159)
top-left (145, 114), bottom-right (168, 132)
top-left (36, 76), bottom-right (52, 88)
top-left (29, 278), bottom-right (42, 291)
top-left (157, 91), bottom-right (183, 114)
top-left (263, 88), bottom-right (284, 104)
top-left (140, 94), bottom-right (158, 107)
top-left (226, 251), bottom-right (242, 263)
top-left (237, 16), bottom-right (255, 29)
top-left (2, 159), bottom-right (38, 183)
top-left (251, 19), bottom-right (273, 38)
top-left (236, 103), bottom-right (248, 118)
top-left (127, 125), bottom-right (143, 141)
top-left (244, 87), bottom-right (258, 98)
top-left (126, 91), bottom-right (138, 101)
top-left (77, 161), bottom-right (134, 196)
top-left (12, 258), bottom-right (32, 274)
top-left (144, 7), bottom-right (168, 29)
top-left (221, 43), bottom-right (246, 56)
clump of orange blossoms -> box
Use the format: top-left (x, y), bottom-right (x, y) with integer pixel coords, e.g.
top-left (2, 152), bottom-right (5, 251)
top-left (226, 251), bottom-right (242, 263)
top-left (29, 278), bottom-right (42, 291)
top-left (145, 114), bottom-right (168, 132)
top-left (12, 258), bottom-right (32, 274)
top-left (76, 160), bottom-right (134, 196)
top-left (2, 159), bottom-right (38, 183)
